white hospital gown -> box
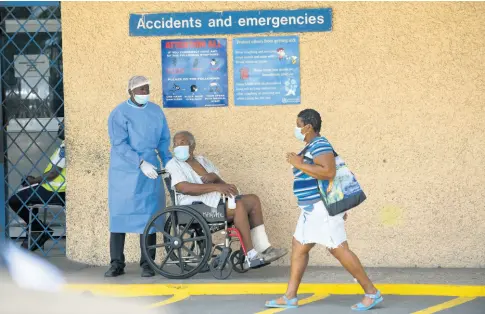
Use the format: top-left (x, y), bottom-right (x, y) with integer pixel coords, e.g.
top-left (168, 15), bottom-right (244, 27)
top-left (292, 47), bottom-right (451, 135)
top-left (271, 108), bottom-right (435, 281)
top-left (165, 156), bottom-right (222, 208)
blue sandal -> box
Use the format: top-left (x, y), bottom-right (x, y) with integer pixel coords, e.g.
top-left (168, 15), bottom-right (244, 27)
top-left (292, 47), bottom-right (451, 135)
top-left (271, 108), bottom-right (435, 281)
top-left (265, 295), bottom-right (298, 308)
top-left (351, 290), bottom-right (383, 311)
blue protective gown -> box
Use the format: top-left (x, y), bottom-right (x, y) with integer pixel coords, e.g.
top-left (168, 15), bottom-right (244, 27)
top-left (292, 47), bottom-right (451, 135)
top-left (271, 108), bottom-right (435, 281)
top-left (108, 99), bottom-right (172, 234)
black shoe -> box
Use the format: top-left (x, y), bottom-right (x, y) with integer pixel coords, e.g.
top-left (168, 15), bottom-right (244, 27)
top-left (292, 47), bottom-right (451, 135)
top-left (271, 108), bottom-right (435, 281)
top-left (141, 267), bottom-right (155, 277)
top-left (104, 266), bottom-right (125, 277)
top-left (22, 230), bottom-right (53, 251)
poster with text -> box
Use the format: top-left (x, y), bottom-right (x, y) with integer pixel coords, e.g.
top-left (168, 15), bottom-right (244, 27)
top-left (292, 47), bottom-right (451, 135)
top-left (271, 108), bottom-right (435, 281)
top-left (233, 36), bottom-right (300, 106)
top-left (162, 38), bottom-right (228, 108)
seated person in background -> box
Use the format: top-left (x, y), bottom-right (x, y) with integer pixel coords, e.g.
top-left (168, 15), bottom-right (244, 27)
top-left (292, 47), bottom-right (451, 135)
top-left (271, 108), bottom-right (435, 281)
top-left (165, 131), bottom-right (287, 267)
top-left (8, 122), bottom-right (66, 251)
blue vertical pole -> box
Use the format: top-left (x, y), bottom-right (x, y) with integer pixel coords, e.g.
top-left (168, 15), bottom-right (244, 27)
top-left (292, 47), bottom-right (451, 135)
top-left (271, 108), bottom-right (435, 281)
top-left (0, 166), bottom-right (5, 243)
top-left (0, 11), bottom-right (5, 243)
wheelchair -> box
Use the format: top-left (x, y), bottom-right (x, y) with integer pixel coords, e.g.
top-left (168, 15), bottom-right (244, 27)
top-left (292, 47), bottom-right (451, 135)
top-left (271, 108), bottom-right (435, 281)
top-left (141, 169), bottom-right (268, 280)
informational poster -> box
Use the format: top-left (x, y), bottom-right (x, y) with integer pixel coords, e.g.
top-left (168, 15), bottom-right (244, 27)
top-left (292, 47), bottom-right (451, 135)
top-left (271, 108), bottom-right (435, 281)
top-left (162, 38), bottom-right (228, 108)
top-left (233, 36), bottom-right (300, 106)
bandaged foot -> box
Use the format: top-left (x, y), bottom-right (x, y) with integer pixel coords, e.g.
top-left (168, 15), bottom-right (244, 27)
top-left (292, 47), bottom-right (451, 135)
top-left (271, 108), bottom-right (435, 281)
top-left (250, 225), bottom-right (271, 253)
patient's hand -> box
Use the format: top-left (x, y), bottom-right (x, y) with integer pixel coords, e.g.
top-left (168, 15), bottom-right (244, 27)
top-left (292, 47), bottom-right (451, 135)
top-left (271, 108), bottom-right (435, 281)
top-left (201, 173), bottom-right (219, 184)
top-left (215, 184), bottom-right (238, 197)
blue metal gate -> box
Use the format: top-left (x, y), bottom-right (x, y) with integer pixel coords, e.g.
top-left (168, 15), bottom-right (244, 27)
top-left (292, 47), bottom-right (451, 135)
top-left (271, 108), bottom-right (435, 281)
top-left (0, 2), bottom-right (65, 256)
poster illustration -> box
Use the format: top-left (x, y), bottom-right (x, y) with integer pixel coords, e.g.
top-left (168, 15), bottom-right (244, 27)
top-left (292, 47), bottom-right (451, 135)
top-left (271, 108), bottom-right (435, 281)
top-left (233, 36), bottom-right (300, 106)
top-left (162, 38), bottom-right (228, 108)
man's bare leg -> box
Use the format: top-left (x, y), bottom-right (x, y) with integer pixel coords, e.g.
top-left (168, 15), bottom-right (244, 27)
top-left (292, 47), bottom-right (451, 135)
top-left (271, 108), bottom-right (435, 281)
top-left (238, 194), bottom-right (287, 262)
top-left (329, 241), bottom-right (377, 307)
top-left (230, 199), bottom-right (254, 251)
top-left (239, 194), bottom-right (264, 228)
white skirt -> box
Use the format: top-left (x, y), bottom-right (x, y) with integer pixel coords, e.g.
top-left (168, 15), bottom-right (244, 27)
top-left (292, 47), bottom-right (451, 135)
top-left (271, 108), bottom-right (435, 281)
top-left (293, 201), bottom-right (347, 249)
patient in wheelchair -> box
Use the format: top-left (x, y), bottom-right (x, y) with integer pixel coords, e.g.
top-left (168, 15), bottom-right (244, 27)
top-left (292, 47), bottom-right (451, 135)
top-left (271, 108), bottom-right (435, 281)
top-left (165, 131), bottom-right (288, 266)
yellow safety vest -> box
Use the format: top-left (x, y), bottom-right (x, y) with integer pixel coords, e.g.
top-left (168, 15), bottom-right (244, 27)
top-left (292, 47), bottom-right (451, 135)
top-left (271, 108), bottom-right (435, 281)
top-left (41, 145), bottom-right (66, 193)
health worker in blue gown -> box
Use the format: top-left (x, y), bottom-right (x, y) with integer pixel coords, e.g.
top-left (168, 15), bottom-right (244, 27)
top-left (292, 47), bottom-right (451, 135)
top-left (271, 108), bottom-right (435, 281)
top-left (105, 76), bottom-right (172, 278)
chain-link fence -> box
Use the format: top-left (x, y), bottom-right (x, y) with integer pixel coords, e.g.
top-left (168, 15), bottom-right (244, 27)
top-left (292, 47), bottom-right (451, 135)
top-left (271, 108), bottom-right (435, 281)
top-left (1, 2), bottom-right (65, 256)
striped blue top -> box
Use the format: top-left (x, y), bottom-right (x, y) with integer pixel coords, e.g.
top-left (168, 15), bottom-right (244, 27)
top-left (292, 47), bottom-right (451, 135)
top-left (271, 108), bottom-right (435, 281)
top-left (292, 136), bottom-right (334, 205)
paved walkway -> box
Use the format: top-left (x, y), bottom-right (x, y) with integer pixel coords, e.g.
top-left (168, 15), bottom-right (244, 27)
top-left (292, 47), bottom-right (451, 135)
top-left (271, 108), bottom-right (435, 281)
top-left (113, 294), bottom-right (484, 314)
top-left (42, 257), bottom-right (485, 314)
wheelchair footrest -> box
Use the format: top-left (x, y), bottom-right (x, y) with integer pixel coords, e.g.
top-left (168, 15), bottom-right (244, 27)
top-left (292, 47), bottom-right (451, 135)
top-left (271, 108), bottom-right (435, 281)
top-left (250, 262), bottom-right (271, 269)
top-left (246, 258), bottom-right (270, 269)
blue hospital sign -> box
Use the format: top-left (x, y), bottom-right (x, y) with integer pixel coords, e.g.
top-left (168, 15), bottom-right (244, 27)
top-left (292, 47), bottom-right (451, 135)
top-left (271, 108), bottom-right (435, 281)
top-left (129, 8), bottom-right (332, 36)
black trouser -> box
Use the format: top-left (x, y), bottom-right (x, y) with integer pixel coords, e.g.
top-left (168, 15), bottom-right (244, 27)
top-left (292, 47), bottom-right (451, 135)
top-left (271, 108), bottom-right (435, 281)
top-left (8, 185), bottom-right (65, 232)
top-left (109, 232), bottom-right (156, 269)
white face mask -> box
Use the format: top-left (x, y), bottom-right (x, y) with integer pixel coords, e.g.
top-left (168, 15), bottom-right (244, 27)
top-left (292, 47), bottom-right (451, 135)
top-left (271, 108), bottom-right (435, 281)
top-left (133, 94), bottom-right (150, 105)
top-left (174, 145), bottom-right (190, 162)
top-left (294, 127), bottom-right (306, 141)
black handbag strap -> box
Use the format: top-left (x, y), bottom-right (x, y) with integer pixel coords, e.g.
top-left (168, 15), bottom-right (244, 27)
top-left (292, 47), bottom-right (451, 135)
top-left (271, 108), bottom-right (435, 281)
top-left (299, 141), bottom-right (338, 160)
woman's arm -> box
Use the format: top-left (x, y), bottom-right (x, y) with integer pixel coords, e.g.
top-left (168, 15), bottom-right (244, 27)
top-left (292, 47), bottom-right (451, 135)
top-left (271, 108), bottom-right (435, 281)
top-left (287, 152), bottom-right (336, 180)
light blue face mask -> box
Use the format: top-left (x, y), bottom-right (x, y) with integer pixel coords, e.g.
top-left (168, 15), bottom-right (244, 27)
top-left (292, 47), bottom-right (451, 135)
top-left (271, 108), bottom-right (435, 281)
top-left (174, 145), bottom-right (190, 162)
top-left (133, 94), bottom-right (150, 105)
top-left (294, 127), bottom-right (306, 141)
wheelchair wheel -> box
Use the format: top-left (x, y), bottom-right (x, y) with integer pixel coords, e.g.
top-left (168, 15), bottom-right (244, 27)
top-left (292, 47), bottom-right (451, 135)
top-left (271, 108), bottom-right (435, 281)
top-left (142, 206), bottom-right (212, 279)
top-left (210, 255), bottom-right (233, 280)
top-left (230, 249), bottom-right (248, 273)
top-left (163, 219), bottom-right (206, 272)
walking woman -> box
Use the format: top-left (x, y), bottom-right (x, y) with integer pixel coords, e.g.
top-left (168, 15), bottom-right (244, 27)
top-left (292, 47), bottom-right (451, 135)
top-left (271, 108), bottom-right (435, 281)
top-left (265, 109), bottom-right (382, 311)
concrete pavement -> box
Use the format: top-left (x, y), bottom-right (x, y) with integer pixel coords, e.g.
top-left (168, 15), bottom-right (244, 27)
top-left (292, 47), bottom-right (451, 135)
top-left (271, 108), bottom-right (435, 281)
top-left (44, 255), bottom-right (485, 285)
top-left (39, 256), bottom-right (485, 313)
